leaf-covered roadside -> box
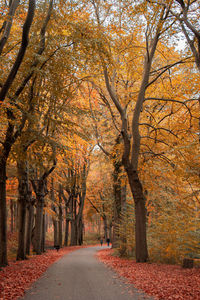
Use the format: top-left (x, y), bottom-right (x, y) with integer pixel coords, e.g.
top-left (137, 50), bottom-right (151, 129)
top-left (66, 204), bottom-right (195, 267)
top-left (0, 246), bottom-right (84, 300)
top-left (97, 249), bottom-right (200, 300)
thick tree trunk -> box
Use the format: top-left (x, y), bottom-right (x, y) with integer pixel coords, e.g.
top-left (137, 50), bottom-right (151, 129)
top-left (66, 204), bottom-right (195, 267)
top-left (26, 202), bottom-right (34, 255)
top-left (0, 158), bottom-right (8, 267)
top-left (126, 166), bottom-right (148, 262)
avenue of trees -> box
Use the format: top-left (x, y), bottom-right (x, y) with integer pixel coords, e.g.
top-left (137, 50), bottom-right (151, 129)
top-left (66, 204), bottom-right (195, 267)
top-left (0, 0), bottom-right (199, 267)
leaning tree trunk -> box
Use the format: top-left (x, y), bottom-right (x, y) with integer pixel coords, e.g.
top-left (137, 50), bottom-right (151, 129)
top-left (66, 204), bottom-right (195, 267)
top-left (0, 158), bottom-right (8, 267)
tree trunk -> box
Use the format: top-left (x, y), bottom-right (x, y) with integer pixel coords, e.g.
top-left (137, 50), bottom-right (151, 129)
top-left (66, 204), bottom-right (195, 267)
top-left (16, 200), bottom-right (27, 260)
top-left (58, 187), bottom-right (63, 247)
top-left (102, 215), bottom-right (108, 242)
top-left (41, 213), bottom-right (45, 253)
top-left (70, 219), bottom-right (77, 246)
top-left (53, 218), bottom-right (58, 247)
top-left (34, 198), bottom-right (44, 254)
top-left (70, 195), bottom-right (77, 246)
top-left (16, 160), bottom-right (29, 260)
top-left (26, 202), bottom-right (34, 255)
top-left (64, 218), bottom-right (69, 246)
top-left (64, 203), bottom-right (70, 246)
top-left (126, 167), bottom-right (148, 262)
top-left (77, 218), bottom-right (83, 245)
top-left (52, 204), bottom-right (58, 246)
top-left (0, 158), bottom-right (8, 267)
top-left (10, 200), bottom-right (14, 233)
top-left (113, 161), bottom-right (122, 248)
top-left (50, 179), bottom-right (58, 247)
top-left (14, 201), bottom-right (18, 231)
top-left (120, 184), bottom-right (127, 254)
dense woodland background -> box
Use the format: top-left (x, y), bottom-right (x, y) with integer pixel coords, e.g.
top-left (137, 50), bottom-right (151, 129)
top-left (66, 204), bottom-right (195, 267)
top-left (0, 0), bottom-right (199, 268)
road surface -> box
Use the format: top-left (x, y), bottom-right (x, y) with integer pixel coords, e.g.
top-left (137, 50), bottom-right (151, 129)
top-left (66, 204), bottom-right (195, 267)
top-left (22, 246), bottom-right (153, 300)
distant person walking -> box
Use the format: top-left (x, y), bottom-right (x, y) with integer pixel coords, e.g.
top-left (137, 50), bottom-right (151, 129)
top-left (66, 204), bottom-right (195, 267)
top-left (100, 238), bottom-right (103, 246)
top-left (106, 238), bottom-right (110, 247)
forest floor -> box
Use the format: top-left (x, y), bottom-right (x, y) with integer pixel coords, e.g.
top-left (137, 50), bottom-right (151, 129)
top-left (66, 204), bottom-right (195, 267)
top-left (97, 249), bottom-right (200, 300)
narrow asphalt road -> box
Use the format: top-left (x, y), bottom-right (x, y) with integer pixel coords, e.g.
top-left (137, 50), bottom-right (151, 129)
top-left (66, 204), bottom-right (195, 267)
top-left (22, 246), bottom-right (153, 300)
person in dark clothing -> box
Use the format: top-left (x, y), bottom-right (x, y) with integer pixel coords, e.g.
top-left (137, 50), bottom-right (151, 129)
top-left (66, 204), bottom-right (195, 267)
top-left (106, 238), bottom-right (110, 247)
top-left (100, 238), bottom-right (103, 246)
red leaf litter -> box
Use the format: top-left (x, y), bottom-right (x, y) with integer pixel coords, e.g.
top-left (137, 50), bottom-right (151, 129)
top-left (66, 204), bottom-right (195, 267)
top-left (97, 249), bottom-right (200, 300)
top-left (0, 246), bottom-right (84, 300)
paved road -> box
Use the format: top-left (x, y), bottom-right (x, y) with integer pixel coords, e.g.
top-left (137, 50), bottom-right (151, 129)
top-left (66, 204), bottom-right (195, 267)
top-left (22, 246), bottom-right (153, 300)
